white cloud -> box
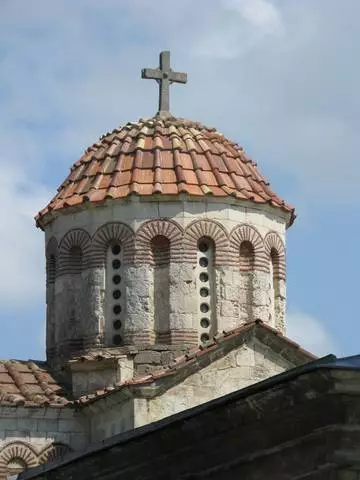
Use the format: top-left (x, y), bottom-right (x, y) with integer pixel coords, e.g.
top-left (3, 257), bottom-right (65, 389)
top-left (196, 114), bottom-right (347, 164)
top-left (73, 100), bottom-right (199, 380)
top-left (287, 311), bottom-right (339, 357)
top-left (192, 0), bottom-right (283, 59)
top-left (225, 0), bottom-right (282, 31)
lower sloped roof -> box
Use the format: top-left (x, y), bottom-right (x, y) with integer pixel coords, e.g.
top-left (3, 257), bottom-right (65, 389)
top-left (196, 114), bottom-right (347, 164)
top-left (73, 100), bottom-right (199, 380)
top-left (76, 320), bottom-right (316, 405)
top-left (0, 360), bottom-right (70, 407)
top-left (0, 320), bottom-right (316, 407)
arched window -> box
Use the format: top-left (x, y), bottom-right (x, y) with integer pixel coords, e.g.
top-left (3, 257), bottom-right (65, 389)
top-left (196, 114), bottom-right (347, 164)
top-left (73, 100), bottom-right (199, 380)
top-left (69, 245), bottom-right (82, 274)
top-left (7, 457), bottom-right (26, 479)
top-left (47, 254), bottom-right (56, 284)
top-left (105, 242), bottom-right (124, 346)
top-left (151, 236), bottom-right (170, 343)
top-left (197, 237), bottom-right (216, 344)
top-left (239, 240), bottom-right (255, 322)
top-left (240, 241), bottom-right (255, 270)
top-left (269, 248), bottom-right (280, 326)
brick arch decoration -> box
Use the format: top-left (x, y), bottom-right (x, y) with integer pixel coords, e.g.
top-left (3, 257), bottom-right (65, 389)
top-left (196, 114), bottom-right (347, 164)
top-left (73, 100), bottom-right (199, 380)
top-left (91, 222), bottom-right (135, 267)
top-left (58, 228), bottom-right (91, 275)
top-left (135, 219), bottom-right (183, 264)
top-left (183, 219), bottom-right (229, 266)
top-left (229, 224), bottom-right (267, 271)
top-left (46, 236), bottom-right (58, 284)
top-left (264, 231), bottom-right (286, 280)
top-left (38, 443), bottom-right (72, 465)
top-left (0, 441), bottom-right (38, 479)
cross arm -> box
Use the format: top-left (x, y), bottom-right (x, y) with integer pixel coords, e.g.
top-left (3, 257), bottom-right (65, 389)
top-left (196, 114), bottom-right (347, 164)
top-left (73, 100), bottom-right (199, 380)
top-left (141, 68), bottom-right (162, 80)
top-left (169, 71), bottom-right (187, 84)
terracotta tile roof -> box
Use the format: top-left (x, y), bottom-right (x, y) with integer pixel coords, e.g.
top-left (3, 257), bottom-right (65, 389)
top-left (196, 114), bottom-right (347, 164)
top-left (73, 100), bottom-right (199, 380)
top-left (36, 117), bottom-right (295, 228)
top-left (76, 320), bottom-right (315, 405)
top-left (0, 360), bottom-right (70, 406)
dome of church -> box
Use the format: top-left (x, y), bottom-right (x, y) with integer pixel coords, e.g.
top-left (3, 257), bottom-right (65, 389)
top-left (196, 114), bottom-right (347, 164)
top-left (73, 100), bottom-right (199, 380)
top-left (40, 51), bottom-right (292, 366)
top-left (36, 116), bottom-right (295, 228)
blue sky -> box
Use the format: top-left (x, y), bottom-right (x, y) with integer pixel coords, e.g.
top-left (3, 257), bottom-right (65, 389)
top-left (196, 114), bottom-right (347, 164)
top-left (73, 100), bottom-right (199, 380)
top-left (0, 0), bottom-right (358, 360)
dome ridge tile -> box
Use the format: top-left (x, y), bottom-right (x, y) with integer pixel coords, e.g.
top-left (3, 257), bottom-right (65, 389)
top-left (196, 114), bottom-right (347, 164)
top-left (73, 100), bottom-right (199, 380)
top-left (154, 149), bottom-right (161, 168)
top-left (200, 184), bottom-right (212, 195)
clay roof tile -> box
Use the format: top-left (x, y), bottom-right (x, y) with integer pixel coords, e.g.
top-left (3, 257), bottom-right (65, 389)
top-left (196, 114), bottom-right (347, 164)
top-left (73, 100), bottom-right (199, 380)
top-left (0, 360), bottom-right (70, 407)
top-left (36, 116), bottom-right (295, 228)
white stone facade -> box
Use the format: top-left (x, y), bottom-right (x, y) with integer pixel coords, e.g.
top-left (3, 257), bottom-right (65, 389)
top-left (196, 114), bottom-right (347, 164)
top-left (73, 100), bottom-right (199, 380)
top-left (84, 336), bottom-right (297, 442)
top-left (0, 407), bottom-right (86, 479)
top-left (44, 196), bottom-right (288, 366)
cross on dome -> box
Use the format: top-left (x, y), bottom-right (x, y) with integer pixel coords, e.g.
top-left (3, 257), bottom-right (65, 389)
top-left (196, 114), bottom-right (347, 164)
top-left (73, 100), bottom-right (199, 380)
top-left (141, 51), bottom-right (187, 118)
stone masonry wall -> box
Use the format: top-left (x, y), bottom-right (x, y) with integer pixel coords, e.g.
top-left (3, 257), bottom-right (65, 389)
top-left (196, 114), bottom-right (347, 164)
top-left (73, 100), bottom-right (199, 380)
top-left (134, 337), bottom-right (294, 429)
top-left (0, 406), bottom-right (88, 479)
top-left (45, 198), bottom-right (288, 364)
top-left (82, 337), bottom-right (296, 443)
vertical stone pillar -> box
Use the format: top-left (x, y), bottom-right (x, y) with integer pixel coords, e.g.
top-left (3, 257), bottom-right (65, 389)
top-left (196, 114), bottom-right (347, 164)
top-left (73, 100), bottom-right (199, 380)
top-left (251, 270), bottom-right (270, 323)
top-left (82, 267), bottom-right (105, 347)
top-left (218, 267), bottom-right (239, 332)
top-left (124, 265), bottom-right (155, 344)
top-left (275, 278), bottom-right (286, 334)
top-left (169, 262), bottom-right (198, 344)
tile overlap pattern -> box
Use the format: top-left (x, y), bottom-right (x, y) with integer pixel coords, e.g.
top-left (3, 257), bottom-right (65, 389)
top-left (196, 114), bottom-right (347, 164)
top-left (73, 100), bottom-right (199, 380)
top-left (37, 117), bottom-right (295, 226)
top-left (0, 361), bottom-right (69, 406)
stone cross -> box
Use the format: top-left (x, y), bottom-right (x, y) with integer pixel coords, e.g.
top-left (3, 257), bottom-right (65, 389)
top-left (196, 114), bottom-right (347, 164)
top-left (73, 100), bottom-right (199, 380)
top-left (142, 51), bottom-right (187, 117)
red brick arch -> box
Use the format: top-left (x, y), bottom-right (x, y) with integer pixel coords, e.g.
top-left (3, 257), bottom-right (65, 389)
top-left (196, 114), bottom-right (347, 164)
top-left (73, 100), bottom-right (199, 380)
top-left (229, 224), bottom-right (267, 271)
top-left (264, 231), bottom-right (286, 279)
top-left (183, 219), bottom-right (229, 266)
top-left (38, 442), bottom-right (72, 465)
top-left (58, 228), bottom-right (91, 274)
top-left (135, 219), bottom-right (183, 264)
top-left (0, 441), bottom-right (38, 479)
top-left (91, 222), bottom-right (135, 266)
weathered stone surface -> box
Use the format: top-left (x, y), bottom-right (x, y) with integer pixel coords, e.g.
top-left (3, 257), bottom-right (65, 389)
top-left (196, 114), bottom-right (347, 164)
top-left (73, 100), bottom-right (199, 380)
top-left (45, 198), bottom-right (287, 365)
top-left (134, 351), bottom-right (161, 365)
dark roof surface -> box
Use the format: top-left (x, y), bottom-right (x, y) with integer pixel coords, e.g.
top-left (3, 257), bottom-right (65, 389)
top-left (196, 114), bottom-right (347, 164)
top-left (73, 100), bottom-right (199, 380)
top-left (22, 351), bottom-right (359, 480)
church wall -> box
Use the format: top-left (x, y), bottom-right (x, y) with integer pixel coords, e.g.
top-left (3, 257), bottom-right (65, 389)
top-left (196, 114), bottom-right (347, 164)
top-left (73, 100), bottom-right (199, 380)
top-left (71, 356), bottom-right (134, 397)
top-left (45, 198), bottom-right (288, 362)
top-left (133, 338), bottom-right (295, 428)
top-left (0, 406), bottom-right (88, 477)
top-left (45, 198), bottom-right (287, 240)
top-left (88, 398), bottom-right (134, 442)
top-left (23, 368), bottom-right (356, 480)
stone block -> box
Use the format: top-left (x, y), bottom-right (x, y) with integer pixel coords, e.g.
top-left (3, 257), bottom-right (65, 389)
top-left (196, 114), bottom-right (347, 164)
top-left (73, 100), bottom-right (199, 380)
top-left (222, 284), bottom-right (239, 301)
top-left (220, 299), bottom-right (237, 317)
top-left (17, 418), bottom-right (38, 431)
top-left (36, 419), bottom-right (59, 433)
top-left (160, 351), bottom-right (175, 365)
top-left (69, 433), bottom-right (87, 451)
top-left (118, 357), bottom-right (134, 382)
top-left (218, 316), bottom-right (238, 332)
top-left (5, 430), bottom-right (31, 441)
top-left (236, 346), bottom-right (255, 367)
top-left (0, 418), bottom-right (18, 430)
top-left (58, 419), bottom-right (81, 433)
top-left (158, 201), bottom-right (184, 219)
top-left (134, 351), bottom-right (161, 365)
